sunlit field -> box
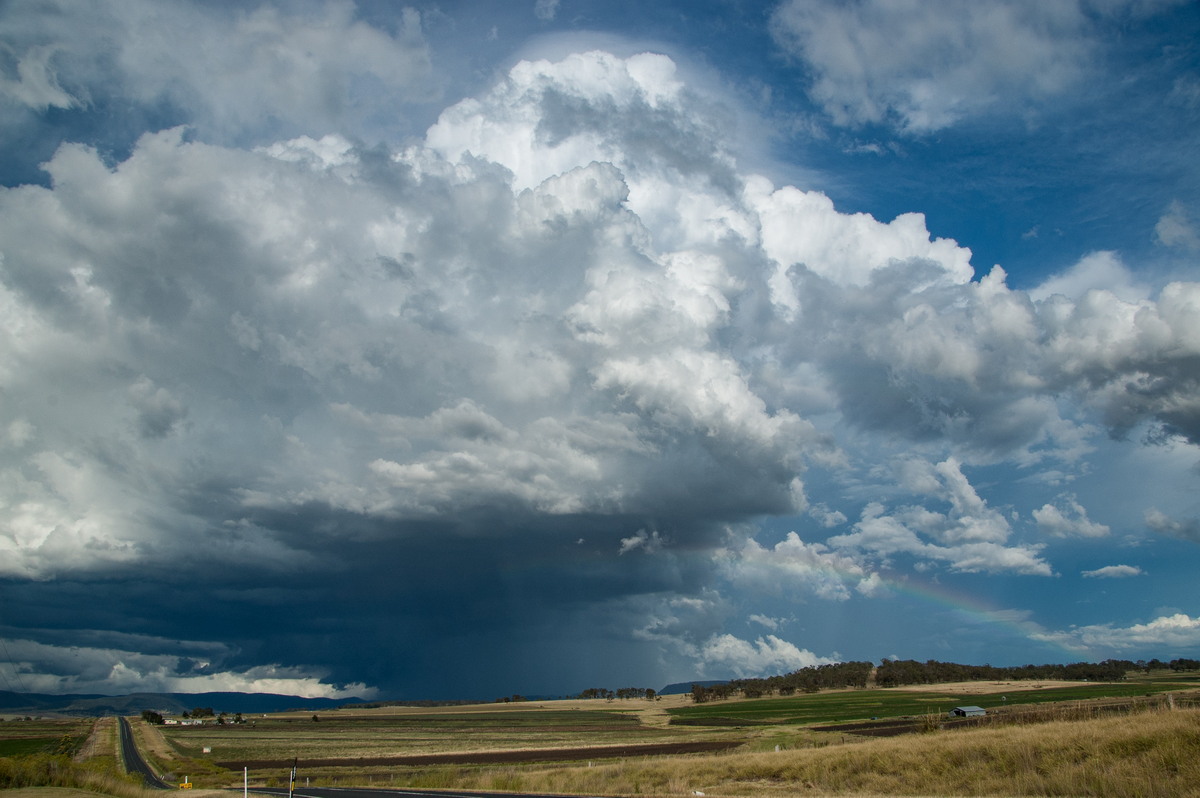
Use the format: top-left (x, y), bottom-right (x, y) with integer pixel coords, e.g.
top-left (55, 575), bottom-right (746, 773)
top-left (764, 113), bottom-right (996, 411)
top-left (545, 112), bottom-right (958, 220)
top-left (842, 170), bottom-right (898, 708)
top-left (667, 680), bottom-right (1192, 726)
top-left (159, 705), bottom-right (728, 762)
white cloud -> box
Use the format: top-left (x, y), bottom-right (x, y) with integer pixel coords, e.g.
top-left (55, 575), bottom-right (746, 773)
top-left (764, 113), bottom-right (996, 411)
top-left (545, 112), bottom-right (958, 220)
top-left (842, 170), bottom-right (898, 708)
top-left (808, 503), bottom-right (848, 528)
top-left (828, 460), bottom-right (1053, 575)
top-left (1033, 613), bottom-right (1200, 652)
top-left (0, 1), bottom-right (435, 141)
top-left (1155, 201), bottom-right (1200, 251)
top-left (855, 571), bottom-right (886, 597)
top-left (796, 253), bottom-right (1200, 453)
top-left (769, 0), bottom-right (1096, 131)
top-left (699, 633), bottom-right (835, 678)
top-left (535, 0), bottom-right (561, 22)
top-left (748, 614), bottom-right (781, 630)
top-left (1033, 496), bottom-right (1110, 538)
top-left (721, 531), bottom-right (870, 601)
top-left (1145, 509), bottom-right (1200, 542)
top-left (1029, 251), bottom-right (1150, 304)
top-left (619, 528), bottom-right (665, 555)
top-left (0, 43), bottom-right (77, 110)
top-left (0, 636), bottom-right (376, 698)
top-left (1082, 564), bottom-right (1143, 578)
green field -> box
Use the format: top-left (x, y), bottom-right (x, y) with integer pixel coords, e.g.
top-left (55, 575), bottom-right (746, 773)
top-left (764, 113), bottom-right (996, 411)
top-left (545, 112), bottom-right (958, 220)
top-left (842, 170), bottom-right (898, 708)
top-left (0, 737), bottom-right (59, 757)
top-left (0, 719), bottom-right (92, 759)
top-left (668, 681), bottom-right (1193, 726)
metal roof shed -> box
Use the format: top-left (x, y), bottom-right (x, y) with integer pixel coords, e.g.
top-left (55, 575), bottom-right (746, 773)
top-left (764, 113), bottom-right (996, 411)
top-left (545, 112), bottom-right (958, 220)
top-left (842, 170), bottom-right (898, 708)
top-left (950, 706), bottom-right (986, 717)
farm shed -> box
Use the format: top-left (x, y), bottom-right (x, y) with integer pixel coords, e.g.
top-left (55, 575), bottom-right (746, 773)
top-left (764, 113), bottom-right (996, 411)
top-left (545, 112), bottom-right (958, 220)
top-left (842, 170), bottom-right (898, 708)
top-left (950, 706), bottom-right (986, 717)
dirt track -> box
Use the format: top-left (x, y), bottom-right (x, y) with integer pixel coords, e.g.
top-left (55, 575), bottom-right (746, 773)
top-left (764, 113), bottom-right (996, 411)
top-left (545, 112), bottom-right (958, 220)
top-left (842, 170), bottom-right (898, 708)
top-left (217, 739), bottom-right (740, 769)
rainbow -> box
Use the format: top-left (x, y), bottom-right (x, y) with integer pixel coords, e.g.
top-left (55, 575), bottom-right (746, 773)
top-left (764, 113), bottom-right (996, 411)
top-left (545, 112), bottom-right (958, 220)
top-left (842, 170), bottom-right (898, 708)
top-left (872, 573), bottom-right (1089, 662)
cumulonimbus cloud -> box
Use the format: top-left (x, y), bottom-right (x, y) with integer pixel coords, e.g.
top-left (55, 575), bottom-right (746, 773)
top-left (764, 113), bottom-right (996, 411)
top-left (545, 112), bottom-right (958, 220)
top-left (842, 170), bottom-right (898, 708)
top-left (3, 50), bottom-right (1197, 578)
top-left (1, 34), bottom-right (1198, 692)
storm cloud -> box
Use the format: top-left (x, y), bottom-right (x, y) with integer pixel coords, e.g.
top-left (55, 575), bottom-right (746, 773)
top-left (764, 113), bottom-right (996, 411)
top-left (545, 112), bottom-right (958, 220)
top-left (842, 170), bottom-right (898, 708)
top-left (2, 0), bottom-right (1199, 699)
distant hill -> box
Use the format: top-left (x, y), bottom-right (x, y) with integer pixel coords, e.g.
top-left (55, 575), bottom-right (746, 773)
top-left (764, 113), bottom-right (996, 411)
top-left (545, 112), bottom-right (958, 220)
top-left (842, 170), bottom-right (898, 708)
top-left (0, 690), bottom-right (366, 717)
top-left (658, 680), bottom-right (729, 696)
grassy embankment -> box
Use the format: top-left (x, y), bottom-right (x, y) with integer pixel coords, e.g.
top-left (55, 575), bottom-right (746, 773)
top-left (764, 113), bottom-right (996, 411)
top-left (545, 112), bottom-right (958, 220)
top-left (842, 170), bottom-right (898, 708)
top-left (0, 717), bottom-right (154, 798)
top-left (445, 708), bottom-right (1200, 797)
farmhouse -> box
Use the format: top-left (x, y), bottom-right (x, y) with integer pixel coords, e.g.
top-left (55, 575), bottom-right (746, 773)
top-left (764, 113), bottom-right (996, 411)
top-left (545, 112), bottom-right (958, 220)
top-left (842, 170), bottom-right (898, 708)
top-left (950, 706), bottom-right (986, 717)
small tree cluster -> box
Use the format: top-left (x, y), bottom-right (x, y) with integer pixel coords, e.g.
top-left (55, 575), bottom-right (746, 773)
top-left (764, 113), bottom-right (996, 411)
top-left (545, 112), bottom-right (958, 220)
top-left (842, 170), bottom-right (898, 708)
top-left (576, 687), bottom-right (657, 700)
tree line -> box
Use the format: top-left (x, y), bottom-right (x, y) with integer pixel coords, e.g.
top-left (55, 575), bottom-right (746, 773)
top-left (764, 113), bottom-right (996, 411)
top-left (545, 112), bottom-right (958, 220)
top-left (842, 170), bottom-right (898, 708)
top-left (688, 657), bottom-right (1200, 702)
top-left (576, 687), bottom-right (658, 700)
top-left (874, 657), bottom-right (1200, 687)
top-left (141, 708), bottom-right (245, 724)
top-left (690, 661), bottom-right (873, 703)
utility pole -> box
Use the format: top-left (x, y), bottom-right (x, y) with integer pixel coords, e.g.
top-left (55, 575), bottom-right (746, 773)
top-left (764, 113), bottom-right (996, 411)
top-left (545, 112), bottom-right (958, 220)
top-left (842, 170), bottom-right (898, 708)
top-left (288, 758), bottom-right (297, 798)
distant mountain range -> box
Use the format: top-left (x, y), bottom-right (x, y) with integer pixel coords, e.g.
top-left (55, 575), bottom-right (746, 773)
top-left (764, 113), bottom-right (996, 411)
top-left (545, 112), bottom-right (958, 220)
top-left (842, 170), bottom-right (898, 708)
top-left (0, 690), bottom-right (364, 717)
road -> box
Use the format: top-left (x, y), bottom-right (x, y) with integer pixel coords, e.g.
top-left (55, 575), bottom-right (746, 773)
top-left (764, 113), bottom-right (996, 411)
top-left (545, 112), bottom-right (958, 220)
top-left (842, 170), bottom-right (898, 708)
top-left (117, 716), bottom-right (172, 789)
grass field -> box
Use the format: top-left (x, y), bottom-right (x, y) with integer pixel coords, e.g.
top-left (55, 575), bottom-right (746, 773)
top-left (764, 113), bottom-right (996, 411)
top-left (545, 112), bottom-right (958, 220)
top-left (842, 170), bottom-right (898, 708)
top-left (0, 737), bottom-right (61, 757)
top-left (0, 719), bottom-right (93, 758)
top-left (667, 680), bottom-right (1194, 726)
top-left (6, 672), bottom-right (1200, 796)
top-left (156, 704), bottom-right (730, 763)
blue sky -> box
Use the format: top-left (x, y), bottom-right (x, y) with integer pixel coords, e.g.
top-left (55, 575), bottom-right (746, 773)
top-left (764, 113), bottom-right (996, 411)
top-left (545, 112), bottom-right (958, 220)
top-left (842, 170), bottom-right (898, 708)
top-left (1, 0), bottom-right (1198, 701)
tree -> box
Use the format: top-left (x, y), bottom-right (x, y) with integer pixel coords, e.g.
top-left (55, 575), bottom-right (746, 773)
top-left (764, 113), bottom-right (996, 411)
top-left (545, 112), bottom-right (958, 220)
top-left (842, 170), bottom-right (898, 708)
top-left (141, 710), bottom-right (164, 725)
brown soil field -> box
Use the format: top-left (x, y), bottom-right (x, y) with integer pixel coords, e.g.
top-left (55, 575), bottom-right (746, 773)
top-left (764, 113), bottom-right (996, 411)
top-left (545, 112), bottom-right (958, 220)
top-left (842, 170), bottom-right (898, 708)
top-left (216, 739), bottom-right (741, 769)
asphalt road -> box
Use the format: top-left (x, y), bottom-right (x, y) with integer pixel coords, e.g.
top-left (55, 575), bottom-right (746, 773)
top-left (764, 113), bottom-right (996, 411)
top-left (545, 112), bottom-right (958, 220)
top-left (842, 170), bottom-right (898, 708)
top-left (117, 716), bottom-right (173, 790)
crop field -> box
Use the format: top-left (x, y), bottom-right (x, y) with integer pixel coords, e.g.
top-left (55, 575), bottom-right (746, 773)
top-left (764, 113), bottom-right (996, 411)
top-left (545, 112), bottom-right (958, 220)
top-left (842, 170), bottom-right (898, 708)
top-left (154, 705), bottom-right (734, 765)
top-left (667, 680), bottom-right (1195, 727)
top-left (0, 719), bottom-right (92, 758)
top-left (136, 695), bottom-right (1200, 797)
top-left (9, 673), bottom-right (1199, 795)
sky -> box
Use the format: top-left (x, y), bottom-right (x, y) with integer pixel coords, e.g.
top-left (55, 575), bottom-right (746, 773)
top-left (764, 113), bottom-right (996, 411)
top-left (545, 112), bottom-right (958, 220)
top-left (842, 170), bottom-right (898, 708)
top-left (1, 0), bottom-right (1199, 702)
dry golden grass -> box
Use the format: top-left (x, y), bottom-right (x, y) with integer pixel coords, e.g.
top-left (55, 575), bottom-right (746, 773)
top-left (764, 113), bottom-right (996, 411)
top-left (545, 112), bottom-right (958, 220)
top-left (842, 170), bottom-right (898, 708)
top-left (436, 707), bottom-right (1200, 797)
top-left (71, 718), bottom-right (117, 764)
